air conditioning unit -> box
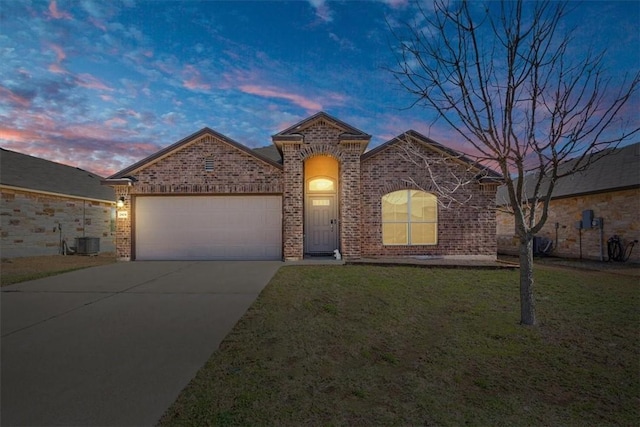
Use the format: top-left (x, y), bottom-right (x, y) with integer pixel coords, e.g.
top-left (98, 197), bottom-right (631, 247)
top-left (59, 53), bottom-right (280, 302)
top-left (533, 236), bottom-right (553, 256)
top-left (74, 237), bottom-right (100, 255)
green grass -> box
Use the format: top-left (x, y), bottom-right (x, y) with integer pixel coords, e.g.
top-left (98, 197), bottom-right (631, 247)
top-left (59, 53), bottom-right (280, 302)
top-left (1, 268), bottom-right (88, 286)
top-left (159, 265), bottom-right (639, 426)
top-left (1, 254), bottom-right (116, 286)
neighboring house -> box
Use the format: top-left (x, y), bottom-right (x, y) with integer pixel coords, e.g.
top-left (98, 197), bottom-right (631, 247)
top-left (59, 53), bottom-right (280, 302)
top-left (496, 142), bottom-right (640, 263)
top-left (0, 148), bottom-right (116, 258)
top-left (104, 112), bottom-right (500, 261)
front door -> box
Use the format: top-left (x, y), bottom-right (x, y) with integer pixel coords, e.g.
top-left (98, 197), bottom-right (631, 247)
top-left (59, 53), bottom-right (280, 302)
top-left (305, 194), bottom-right (338, 254)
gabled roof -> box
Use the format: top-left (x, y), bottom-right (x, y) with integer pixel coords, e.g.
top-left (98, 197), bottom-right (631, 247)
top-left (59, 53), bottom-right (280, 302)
top-left (107, 127), bottom-right (283, 179)
top-left (253, 145), bottom-right (282, 163)
top-left (362, 130), bottom-right (502, 181)
top-left (496, 141), bottom-right (640, 204)
top-left (273, 111), bottom-right (371, 139)
top-left (0, 148), bottom-right (115, 202)
top-left (271, 112), bottom-right (371, 153)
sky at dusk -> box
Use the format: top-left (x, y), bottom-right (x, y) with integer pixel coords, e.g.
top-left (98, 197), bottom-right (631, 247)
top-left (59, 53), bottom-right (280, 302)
top-left (1, 0), bottom-right (638, 177)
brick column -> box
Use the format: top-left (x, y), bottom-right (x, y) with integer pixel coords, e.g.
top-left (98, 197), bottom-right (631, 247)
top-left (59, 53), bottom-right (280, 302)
top-left (339, 143), bottom-right (362, 259)
top-left (282, 143), bottom-right (304, 260)
top-left (114, 185), bottom-right (132, 261)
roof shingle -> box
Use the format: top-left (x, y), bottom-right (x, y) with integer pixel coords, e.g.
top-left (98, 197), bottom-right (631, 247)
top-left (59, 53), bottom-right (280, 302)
top-left (496, 142), bottom-right (640, 204)
top-left (0, 148), bottom-right (115, 202)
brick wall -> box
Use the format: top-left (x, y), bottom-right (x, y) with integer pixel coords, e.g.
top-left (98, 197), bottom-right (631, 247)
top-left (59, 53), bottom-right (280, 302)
top-left (0, 187), bottom-right (115, 258)
top-left (111, 133), bottom-right (284, 260)
top-left (282, 143), bottom-right (304, 260)
top-left (279, 119), bottom-right (369, 260)
top-left (497, 188), bottom-right (640, 263)
top-left (339, 145), bottom-right (362, 259)
top-left (114, 185), bottom-right (132, 260)
top-left (109, 120), bottom-right (500, 261)
top-left (132, 134), bottom-right (283, 194)
top-left (361, 142), bottom-right (497, 258)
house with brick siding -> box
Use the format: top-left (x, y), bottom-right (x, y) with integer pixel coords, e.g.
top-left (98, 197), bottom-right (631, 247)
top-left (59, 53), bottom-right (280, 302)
top-left (0, 148), bottom-right (116, 258)
top-left (496, 142), bottom-right (640, 263)
top-left (104, 112), bottom-right (500, 261)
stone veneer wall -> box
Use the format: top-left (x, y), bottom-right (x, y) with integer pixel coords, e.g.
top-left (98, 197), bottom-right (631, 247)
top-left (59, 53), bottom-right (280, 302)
top-left (360, 142), bottom-right (497, 258)
top-left (0, 187), bottom-right (115, 258)
top-left (497, 187), bottom-right (640, 263)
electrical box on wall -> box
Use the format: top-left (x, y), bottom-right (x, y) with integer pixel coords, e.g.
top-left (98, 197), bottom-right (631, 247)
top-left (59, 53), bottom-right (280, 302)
top-left (574, 220), bottom-right (583, 230)
top-left (592, 217), bottom-right (603, 228)
top-left (582, 210), bottom-right (594, 229)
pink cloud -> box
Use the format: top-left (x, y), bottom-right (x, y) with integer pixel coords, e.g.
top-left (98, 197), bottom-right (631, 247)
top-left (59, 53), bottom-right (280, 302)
top-left (9, 111), bottom-right (57, 130)
top-left (239, 84), bottom-right (322, 111)
top-left (47, 1), bottom-right (72, 20)
top-left (47, 44), bottom-right (67, 74)
top-left (105, 117), bottom-right (127, 127)
top-left (0, 86), bottom-right (31, 108)
top-left (0, 127), bottom-right (40, 142)
top-left (50, 44), bottom-right (66, 62)
top-left (48, 63), bottom-right (66, 74)
top-left (89, 17), bottom-right (107, 31)
top-left (219, 67), bottom-right (260, 90)
top-left (182, 65), bottom-right (211, 91)
top-left (76, 73), bottom-right (113, 91)
top-left (0, 110), bottom-right (161, 178)
top-left (58, 124), bottom-right (123, 141)
top-left (0, 138), bottom-right (145, 178)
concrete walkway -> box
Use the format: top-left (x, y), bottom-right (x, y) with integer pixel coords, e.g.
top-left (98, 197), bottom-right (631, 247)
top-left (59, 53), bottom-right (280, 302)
top-left (1, 261), bottom-right (281, 427)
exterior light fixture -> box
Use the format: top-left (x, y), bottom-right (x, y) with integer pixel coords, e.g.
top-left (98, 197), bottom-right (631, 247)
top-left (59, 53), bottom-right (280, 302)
top-left (116, 197), bottom-right (125, 208)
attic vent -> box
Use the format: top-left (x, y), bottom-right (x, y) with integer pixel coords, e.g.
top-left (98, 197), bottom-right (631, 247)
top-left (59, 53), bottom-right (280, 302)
top-left (204, 157), bottom-right (214, 172)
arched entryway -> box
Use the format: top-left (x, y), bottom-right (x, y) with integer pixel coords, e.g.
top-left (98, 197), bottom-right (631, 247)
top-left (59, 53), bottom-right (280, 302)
top-left (304, 156), bottom-right (339, 255)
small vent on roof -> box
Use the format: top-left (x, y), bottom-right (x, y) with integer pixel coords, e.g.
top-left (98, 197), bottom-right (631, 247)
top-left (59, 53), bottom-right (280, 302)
top-left (205, 157), bottom-right (214, 172)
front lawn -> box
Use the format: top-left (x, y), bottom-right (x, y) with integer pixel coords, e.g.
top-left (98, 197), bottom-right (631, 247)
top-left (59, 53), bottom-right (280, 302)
top-left (160, 265), bottom-right (639, 426)
top-left (0, 253), bottom-right (116, 286)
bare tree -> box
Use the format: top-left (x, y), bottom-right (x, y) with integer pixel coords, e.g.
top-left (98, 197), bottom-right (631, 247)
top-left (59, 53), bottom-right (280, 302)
top-left (389, 0), bottom-right (640, 325)
top-left (394, 133), bottom-right (496, 209)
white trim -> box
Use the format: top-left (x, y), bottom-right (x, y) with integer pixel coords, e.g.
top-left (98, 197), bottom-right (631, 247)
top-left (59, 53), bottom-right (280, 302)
top-left (0, 184), bottom-right (115, 205)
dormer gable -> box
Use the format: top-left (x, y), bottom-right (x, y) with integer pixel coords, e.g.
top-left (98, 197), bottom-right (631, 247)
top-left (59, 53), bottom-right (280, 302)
top-left (272, 111), bottom-right (371, 154)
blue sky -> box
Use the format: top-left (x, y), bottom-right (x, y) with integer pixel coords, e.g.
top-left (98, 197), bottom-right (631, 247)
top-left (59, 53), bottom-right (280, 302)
top-left (1, 0), bottom-right (638, 177)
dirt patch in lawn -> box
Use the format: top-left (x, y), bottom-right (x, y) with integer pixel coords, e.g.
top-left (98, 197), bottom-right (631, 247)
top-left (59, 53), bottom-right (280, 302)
top-left (1, 253), bottom-right (117, 286)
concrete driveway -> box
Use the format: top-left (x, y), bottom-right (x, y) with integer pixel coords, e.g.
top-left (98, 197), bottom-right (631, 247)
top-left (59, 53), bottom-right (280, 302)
top-left (1, 261), bottom-right (281, 426)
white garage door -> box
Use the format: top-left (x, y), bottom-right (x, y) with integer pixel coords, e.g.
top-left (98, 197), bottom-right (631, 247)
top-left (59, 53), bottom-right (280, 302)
top-left (135, 196), bottom-right (282, 260)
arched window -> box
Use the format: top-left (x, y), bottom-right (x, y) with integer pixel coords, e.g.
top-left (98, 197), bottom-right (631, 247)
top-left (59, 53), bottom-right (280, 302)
top-left (382, 190), bottom-right (437, 245)
top-left (308, 177), bottom-right (335, 192)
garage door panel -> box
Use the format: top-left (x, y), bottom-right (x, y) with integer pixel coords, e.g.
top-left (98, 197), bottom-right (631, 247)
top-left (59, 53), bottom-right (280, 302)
top-left (135, 196), bottom-right (282, 260)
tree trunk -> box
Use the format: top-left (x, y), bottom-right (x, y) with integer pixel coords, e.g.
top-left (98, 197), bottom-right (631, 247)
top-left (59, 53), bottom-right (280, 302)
top-left (519, 236), bottom-right (537, 325)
